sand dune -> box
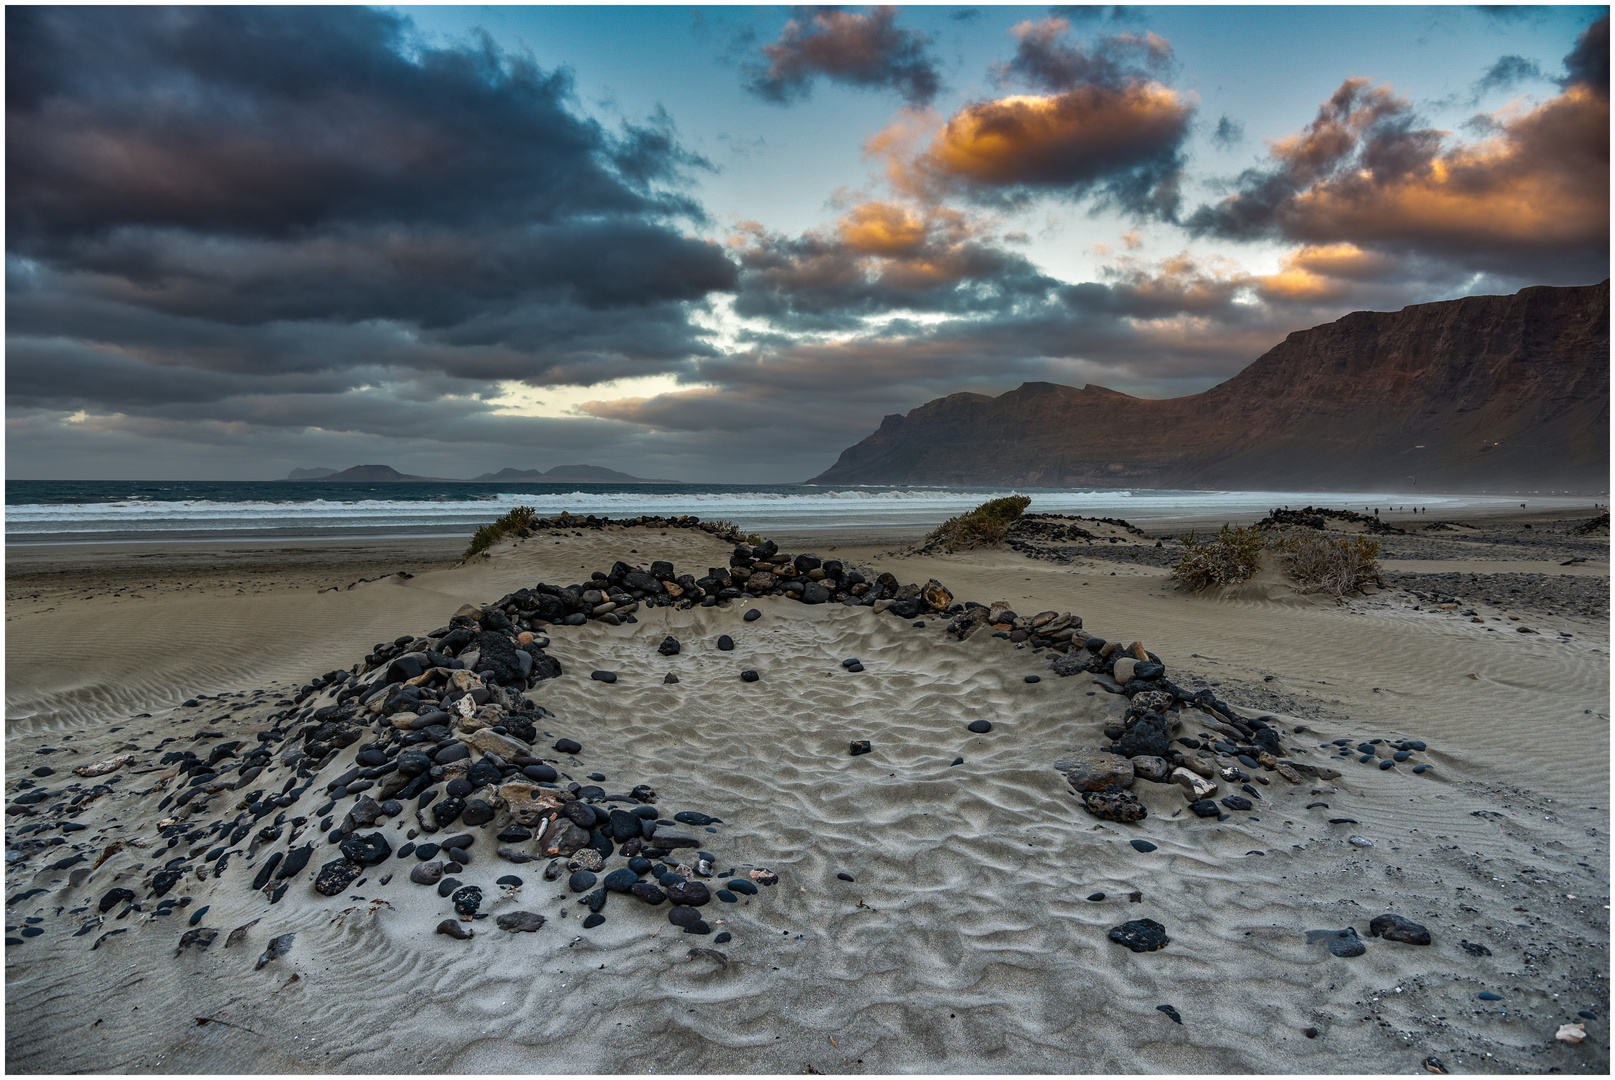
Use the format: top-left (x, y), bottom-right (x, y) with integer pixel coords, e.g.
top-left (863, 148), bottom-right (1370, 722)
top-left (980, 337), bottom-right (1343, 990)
top-left (5, 523), bottom-right (1608, 1073)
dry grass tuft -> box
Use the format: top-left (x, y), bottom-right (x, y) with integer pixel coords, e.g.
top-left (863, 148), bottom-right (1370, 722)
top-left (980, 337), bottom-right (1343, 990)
top-left (1276, 531), bottom-right (1383, 600)
top-left (1169, 524), bottom-right (1268, 591)
top-left (923, 495), bottom-right (1033, 552)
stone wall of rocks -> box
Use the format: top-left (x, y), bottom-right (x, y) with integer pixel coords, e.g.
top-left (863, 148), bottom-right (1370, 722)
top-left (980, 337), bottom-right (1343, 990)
top-left (1045, 630), bottom-right (1434, 828)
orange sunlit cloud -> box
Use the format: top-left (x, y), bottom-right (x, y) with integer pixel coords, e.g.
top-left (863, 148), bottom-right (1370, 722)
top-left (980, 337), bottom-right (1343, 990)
top-left (892, 83), bottom-right (1192, 198)
top-left (1191, 74), bottom-right (1608, 267)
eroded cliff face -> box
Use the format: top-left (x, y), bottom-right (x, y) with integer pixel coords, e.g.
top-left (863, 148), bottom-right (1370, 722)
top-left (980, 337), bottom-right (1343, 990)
top-left (810, 282), bottom-right (1610, 492)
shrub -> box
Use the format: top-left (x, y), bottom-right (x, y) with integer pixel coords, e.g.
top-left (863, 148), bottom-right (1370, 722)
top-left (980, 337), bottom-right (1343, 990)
top-left (707, 520), bottom-right (762, 545)
top-left (462, 505), bottom-right (536, 560)
top-left (923, 495), bottom-right (1033, 552)
top-left (1169, 524), bottom-right (1268, 591)
top-left (1275, 531), bottom-right (1383, 600)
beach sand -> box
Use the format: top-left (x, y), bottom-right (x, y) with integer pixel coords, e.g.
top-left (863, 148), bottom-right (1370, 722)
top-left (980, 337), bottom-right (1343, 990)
top-left (5, 511), bottom-right (1609, 1073)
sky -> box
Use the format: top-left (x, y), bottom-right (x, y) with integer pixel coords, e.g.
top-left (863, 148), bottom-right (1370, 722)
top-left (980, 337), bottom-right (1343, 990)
top-left (5, 3), bottom-right (1608, 482)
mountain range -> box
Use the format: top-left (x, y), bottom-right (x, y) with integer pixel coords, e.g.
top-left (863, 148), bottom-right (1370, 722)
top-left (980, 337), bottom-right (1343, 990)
top-left (810, 281), bottom-right (1609, 493)
top-left (287, 464), bottom-right (680, 483)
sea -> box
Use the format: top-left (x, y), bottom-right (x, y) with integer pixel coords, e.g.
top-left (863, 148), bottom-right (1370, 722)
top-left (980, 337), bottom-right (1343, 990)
top-left (3, 480), bottom-right (1593, 545)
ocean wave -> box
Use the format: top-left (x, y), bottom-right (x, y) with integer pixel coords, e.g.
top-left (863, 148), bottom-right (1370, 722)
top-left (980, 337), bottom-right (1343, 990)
top-left (3, 486), bottom-right (1535, 539)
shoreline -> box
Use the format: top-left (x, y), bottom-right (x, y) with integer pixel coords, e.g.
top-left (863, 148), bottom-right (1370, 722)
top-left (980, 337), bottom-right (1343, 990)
top-left (6, 499), bottom-right (1606, 555)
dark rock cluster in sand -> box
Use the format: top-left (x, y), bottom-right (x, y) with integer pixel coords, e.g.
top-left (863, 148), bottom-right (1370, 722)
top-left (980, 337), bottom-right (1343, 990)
top-left (1048, 633), bottom-right (1439, 830)
top-left (3, 515), bottom-right (986, 959)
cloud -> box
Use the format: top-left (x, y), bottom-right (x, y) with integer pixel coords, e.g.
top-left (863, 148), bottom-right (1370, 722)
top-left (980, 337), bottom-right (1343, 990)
top-left (1211, 115), bottom-right (1245, 148)
top-left (1562, 13), bottom-right (1609, 95)
top-left (4, 5), bottom-right (742, 451)
top-left (1253, 243), bottom-right (1399, 302)
top-left (1185, 27), bottom-right (1609, 282)
top-left (746, 6), bottom-right (940, 105)
top-left (870, 19), bottom-right (1193, 217)
top-left (728, 201), bottom-right (1059, 328)
top-left (1474, 54), bottom-right (1544, 97)
top-left (992, 18), bottom-right (1173, 92)
top-left (579, 247), bottom-right (1429, 454)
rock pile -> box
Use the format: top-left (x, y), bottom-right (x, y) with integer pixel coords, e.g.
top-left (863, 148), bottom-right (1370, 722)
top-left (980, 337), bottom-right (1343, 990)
top-left (946, 603), bottom-right (1082, 649)
top-left (1047, 631), bottom-right (1435, 824)
top-left (1256, 506), bottom-right (1405, 535)
top-left (469, 537), bottom-right (957, 630)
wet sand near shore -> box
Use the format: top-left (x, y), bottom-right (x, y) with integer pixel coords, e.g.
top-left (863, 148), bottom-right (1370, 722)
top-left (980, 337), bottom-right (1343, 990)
top-left (5, 510), bottom-right (1608, 1074)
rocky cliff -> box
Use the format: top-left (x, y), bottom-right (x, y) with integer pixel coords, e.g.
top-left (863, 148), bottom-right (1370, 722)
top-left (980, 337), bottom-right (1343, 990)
top-left (810, 281), bottom-right (1610, 492)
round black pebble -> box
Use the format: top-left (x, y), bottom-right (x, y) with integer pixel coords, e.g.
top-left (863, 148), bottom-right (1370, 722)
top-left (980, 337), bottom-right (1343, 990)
top-left (1024, 675), bottom-right (1040, 683)
top-left (569, 870), bottom-right (597, 893)
top-left (669, 906), bottom-right (702, 928)
top-left (950, 757), bottom-right (964, 766)
top-left (743, 609), bottom-right (761, 622)
top-left (716, 635), bottom-right (734, 651)
top-left (740, 670), bottom-right (759, 682)
top-left (966, 720), bottom-right (992, 734)
top-left (716, 889), bottom-right (737, 903)
top-left (714, 931), bottom-right (732, 943)
top-left (582, 913), bottom-right (605, 929)
top-left (590, 670), bottom-right (617, 684)
top-left (554, 738), bottom-right (582, 754)
top-left (837, 872), bottom-right (854, 882)
top-left (1130, 839), bottom-right (1157, 853)
top-left (445, 778), bottom-right (473, 798)
top-left (496, 875), bottom-right (523, 888)
top-left (1087, 892), bottom-right (1105, 901)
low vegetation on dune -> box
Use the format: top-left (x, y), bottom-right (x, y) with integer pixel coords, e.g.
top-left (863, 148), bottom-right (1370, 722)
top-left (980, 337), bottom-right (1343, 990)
top-left (923, 495), bottom-right (1032, 552)
top-left (462, 505), bottom-right (536, 560)
top-left (1168, 523), bottom-right (1269, 590)
top-left (1170, 520), bottom-right (1383, 600)
top-left (1276, 531), bottom-right (1384, 600)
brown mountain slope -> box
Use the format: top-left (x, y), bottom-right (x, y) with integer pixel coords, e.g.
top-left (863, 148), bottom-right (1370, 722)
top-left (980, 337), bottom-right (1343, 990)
top-left (809, 281), bottom-right (1609, 492)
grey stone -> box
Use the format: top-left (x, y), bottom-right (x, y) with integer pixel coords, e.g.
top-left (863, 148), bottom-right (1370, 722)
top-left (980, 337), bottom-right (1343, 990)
top-left (1054, 750), bottom-right (1135, 792)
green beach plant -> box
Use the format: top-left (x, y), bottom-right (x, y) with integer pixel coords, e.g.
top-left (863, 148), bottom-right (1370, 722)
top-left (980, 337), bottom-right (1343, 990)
top-left (923, 495), bottom-right (1033, 552)
top-left (462, 505), bottom-right (536, 560)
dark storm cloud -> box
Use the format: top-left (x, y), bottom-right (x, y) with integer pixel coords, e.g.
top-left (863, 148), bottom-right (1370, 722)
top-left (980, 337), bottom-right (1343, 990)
top-left (1185, 22), bottom-right (1609, 281)
top-left (890, 19), bottom-right (1192, 218)
top-left (1562, 13), bottom-right (1609, 95)
top-left (746, 6), bottom-right (940, 105)
top-left (5, 4), bottom-right (738, 415)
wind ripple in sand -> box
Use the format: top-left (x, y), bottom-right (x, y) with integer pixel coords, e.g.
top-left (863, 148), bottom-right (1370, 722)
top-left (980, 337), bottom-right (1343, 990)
top-left (7, 594), bottom-right (1608, 1074)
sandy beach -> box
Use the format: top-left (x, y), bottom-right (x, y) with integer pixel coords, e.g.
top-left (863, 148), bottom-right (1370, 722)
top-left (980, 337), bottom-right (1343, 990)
top-left (5, 508), bottom-right (1609, 1074)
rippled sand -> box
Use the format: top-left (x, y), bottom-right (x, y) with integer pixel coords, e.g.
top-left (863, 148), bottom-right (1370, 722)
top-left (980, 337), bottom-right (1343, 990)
top-left (6, 524), bottom-right (1609, 1073)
